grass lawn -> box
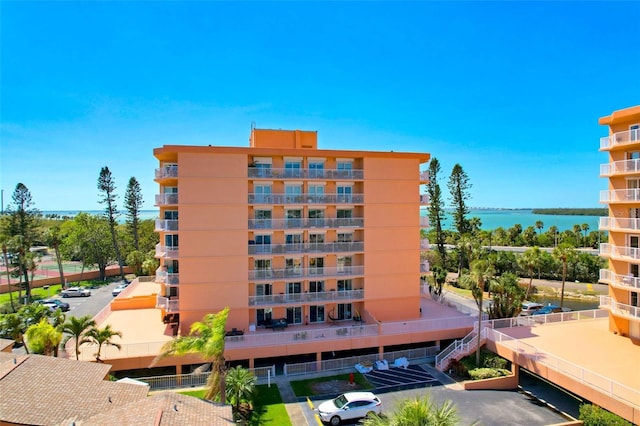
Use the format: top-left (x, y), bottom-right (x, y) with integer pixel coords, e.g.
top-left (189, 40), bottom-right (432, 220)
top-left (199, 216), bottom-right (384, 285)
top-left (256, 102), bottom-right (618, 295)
top-left (290, 372), bottom-right (373, 397)
top-left (0, 284), bottom-right (63, 304)
top-left (179, 384), bottom-right (291, 426)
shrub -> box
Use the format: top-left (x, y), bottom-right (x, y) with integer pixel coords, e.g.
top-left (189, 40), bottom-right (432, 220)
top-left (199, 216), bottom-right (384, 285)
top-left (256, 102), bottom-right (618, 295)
top-left (468, 368), bottom-right (510, 380)
top-left (579, 404), bottom-right (631, 426)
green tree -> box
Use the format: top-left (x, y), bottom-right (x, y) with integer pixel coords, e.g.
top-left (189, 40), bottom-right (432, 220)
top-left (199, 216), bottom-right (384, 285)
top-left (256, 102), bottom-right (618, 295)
top-left (535, 220), bottom-right (544, 235)
top-left (25, 318), bottom-right (62, 356)
top-left (363, 395), bottom-right (458, 426)
top-left (487, 273), bottom-right (526, 319)
top-left (0, 313), bottom-right (27, 351)
top-left (126, 250), bottom-right (145, 276)
top-left (86, 324), bottom-right (123, 362)
top-left (2, 183), bottom-right (41, 302)
top-left (98, 167), bottom-right (125, 280)
top-left (61, 315), bottom-right (96, 360)
top-left (0, 232), bottom-right (16, 311)
top-left (447, 164), bottom-right (472, 236)
top-left (61, 213), bottom-right (115, 280)
top-left (44, 225), bottom-right (67, 289)
top-left (426, 158), bottom-right (447, 265)
top-left (519, 247), bottom-right (542, 298)
top-left (553, 243), bottom-right (576, 309)
top-left (124, 177), bottom-right (144, 251)
top-left (142, 254), bottom-right (160, 276)
top-left (137, 219), bottom-right (160, 254)
top-left (581, 223), bottom-right (590, 247)
top-left (429, 264), bottom-right (447, 298)
top-left (225, 366), bottom-right (257, 420)
top-left (154, 307), bottom-right (229, 402)
top-left (460, 258), bottom-right (494, 365)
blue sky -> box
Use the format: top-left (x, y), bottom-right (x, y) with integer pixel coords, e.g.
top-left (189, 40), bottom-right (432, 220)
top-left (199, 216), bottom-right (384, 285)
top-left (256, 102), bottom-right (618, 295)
top-left (1, 1), bottom-right (639, 212)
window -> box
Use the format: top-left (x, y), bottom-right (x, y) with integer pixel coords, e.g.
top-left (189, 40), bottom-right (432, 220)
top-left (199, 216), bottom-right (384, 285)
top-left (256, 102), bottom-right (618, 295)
top-left (254, 162), bottom-right (272, 177)
top-left (166, 260), bottom-right (179, 274)
top-left (337, 279), bottom-right (352, 291)
top-left (309, 257), bottom-right (324, 274)
top-left (285, 161), bottom-right (302, 178)
top-left (337, 303), bottom-right (352, 320)
top-left (165, 234), bottom-right (178, 248)
top-left (285, 185), bottom-right (302, 203)
top-left (309, 209), bottom-right (325, 227)
top-left (337, 232), bottom-right (353, 243)
top-left (632, 292), bottom-right (639, 307)
top-left (164, 210), bottom-right (178, 220)
top-left (254, 184), bottom-right (272, 203)
top-left (309, 281), bottom-right (324, 292)
top-left (309, 161), bottom-right (325, 178)
top-left (286, 306), bottom-right (303, 324)
top-left (337, 185), bottom-right (353, 203)
top-left (285, 209), bottom-right (302, 228)
top-left (254, 210), bottom-right (272, 229)
top-left (631, 125), bottom-right (639, 142)
top-left (285, 234), bottom-right (303, 252)
top-left (337, 256), bottom-right (352, 274)
top-left (254, 235), bottom-right (271, 253)
top-left (256, 283), bottom-right (272, 296)
top-left (257, 308), bottom-right (272, 326)
top-left (254, 259), bottom-right (271, 278)
top-left (285, 258), bottom-right (302, 276)
top-left (287, 282), bottom-right (302, 295)
top-left (309, 233), bottom-right (325, 243)
top-left (309, 305), bottom-right (325, 323)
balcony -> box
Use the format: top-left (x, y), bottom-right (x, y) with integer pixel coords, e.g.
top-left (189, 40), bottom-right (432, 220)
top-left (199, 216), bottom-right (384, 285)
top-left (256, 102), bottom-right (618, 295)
top-left (248, 242), bottom-right (364, 255)
top-left (155, 193), bottom-right (179, 206)
top-left (155, 244), bottom-right (179, 258)
top-left (419, 216), bottom-right (429, 227)
top-left (599, 129), bottom-right (640, 151)
top-left (420, 238), bottom-right (429, 249)
top-left (156, 269), bottom-right (180, 285)
top-left (599, 217), bottom-right (640, 232)
top-left (248, 193), bottom-right (364, 205)
top-left (600, 159), bottom-right (640, 177)
top-left (156, 296), bottom-right (179, 313)
top-left (420, 194), bottom-right (429, 205)
top-left (249, 265), bottom-right (365, 281)
top-left (419, 171), bottom-right (429, 182)
top-left (599, 269), bottom-right (640, 290)
top-left (599, 243), bottom-right (640, 261)
top-left (248, 289), bottom-right (365, 306)
top-left (248, 167), bottom-right (364, 180)
top-left (599, 188), bottom-right (640, 204)
top-left (248, 217), bottom-right (364, 230)
top-left (155, 219), bottom-right (179, 232)
top-left (599, 295), bottom-right (640, 321)
top-left (155, 165), bottom-right (178, 180)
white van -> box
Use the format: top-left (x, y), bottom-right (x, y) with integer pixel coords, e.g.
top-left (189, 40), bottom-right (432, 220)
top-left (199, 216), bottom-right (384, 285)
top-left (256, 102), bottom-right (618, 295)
top-left (520, 302), bottom-right (544, 316)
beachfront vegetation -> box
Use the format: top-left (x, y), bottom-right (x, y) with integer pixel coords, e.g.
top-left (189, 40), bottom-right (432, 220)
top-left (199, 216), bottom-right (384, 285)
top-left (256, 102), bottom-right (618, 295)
top-left (98, 166), bottom-right (126, 281)
top-left (533, 208), bottom-right (607, 216)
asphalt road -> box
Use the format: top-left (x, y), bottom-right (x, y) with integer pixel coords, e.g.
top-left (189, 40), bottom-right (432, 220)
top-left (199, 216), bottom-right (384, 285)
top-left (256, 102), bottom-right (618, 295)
top-left (55, 280), bottom-right (124, 318)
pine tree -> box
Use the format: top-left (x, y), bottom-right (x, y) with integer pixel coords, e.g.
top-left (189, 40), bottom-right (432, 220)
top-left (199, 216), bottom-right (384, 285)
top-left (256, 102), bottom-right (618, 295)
top-left (124, 177), bottom-right (143, 251)
top-left (427, 158), bottom-right (447, 264)
top-left (98, 167), bottom-right (125, 280)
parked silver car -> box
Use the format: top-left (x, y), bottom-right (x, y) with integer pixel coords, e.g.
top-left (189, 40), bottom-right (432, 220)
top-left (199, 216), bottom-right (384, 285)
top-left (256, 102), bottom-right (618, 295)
top-left (61, 287), bottom-right (91, 298)
top-left (317, 391), bottom-right (382, 425)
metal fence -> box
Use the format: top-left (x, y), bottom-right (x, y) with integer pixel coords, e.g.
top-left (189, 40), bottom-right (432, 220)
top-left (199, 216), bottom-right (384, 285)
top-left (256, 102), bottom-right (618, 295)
top-left (138, 365), bottom-right (276, 391)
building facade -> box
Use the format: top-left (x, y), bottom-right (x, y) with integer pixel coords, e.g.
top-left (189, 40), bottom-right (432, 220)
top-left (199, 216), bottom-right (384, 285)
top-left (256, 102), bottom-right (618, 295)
top-left (599, 105), bottom-right (640, 339)
top-left (153, 128), bottom-right (435, 366)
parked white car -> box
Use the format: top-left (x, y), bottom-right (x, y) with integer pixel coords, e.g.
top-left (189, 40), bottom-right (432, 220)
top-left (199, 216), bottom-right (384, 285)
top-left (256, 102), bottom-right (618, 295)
top-left (112, 283), bottom-right (129, 297)
top-left (317, 391), bottom-right (382, 425)
top-left (61, 287), bottom-right (91, 298)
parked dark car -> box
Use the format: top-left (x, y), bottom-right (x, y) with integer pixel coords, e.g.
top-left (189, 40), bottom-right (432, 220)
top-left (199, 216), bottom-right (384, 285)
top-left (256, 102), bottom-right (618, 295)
top-left (264, 318), bottom-right (288, 330)
top-left (37, 299), bottom-right (70, 312)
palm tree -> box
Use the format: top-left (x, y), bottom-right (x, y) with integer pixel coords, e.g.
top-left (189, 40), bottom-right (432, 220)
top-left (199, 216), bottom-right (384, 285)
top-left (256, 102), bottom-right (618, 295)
top-left (0, 313), bottom-right (27, 352)
top-left (86, 324), bottom-right (122, 362)
top-left (25, 318), bottom-right (62, 356)
top-left (547, 225), bottom-right (559, 247)
top-left (552, 243), bottom-right (576, 309)
top-left (572, 224), bottom-right (582, 246)
top-left (487, 273), bottom-right (526, 319)
top-left (363, 395), bottom-right (458, 426)
top-left (0, 234), bottom-right (16, 311)
top-left (519, 246), bottom-right (542, 298)
top-left (62, 315), bottom-right (96, 360)
top-left (225, 366), bottom-right (256, 419)
top-left (153, 307), bottom-right (229, 402)
top-left (535, 220), bottom-right (544, 235)
top-left (460, 258), bottom-right (495, 365)
top-left (581, 223), bottom-right (590, 247)
top-left (44, 226), bottom-right (67, 289)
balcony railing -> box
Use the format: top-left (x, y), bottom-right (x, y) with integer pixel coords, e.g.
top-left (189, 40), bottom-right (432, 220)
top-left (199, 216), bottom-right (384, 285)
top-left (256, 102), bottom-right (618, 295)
top-left (420, 194), bottom-right (429, 205)
top-left (155, 193), bottom-right (179, 206)
top-left (419, 171), bottom-right (429, 182)
top-left (600, 158), bottom-right (640, 177)
top-left (249, 266), bottom-right (365, 281)
top-left (420, 238), bottom-right (429, 249)
top-left (599, 295), bottom-right (640, 320)
top-left (248, 167), bottom-right (364, 180)
top-left (155, 244), bottom-right (179, 258)
top-left (248, 218), bottom-right (364, 230)
top-left (599, 217), bottom-right (640, 232)
top-left (156, 269), bottom-right (180, 285)
top-left (419, 216), bottom-right (429, 227)
top-left (156, 296), bottom-right (179, 313)
top-left (248, 289), bottom-right (365, 306)
top-left (599, 243), bottom-right (640, 260)
top-left (599, 188), bottom-right (640, 203)
top-left (155, 219), bottom-right (179, 232)
top-left (155, 165), bottom-right (178, 180)
top-left (248, 194), bottom-right (364, 205)
top-left (248, 242), bottom-right (364, 255)
top-left (599, 269), bottom-right (640, 290)
top-left (600, 129), bottom-right (640, 150)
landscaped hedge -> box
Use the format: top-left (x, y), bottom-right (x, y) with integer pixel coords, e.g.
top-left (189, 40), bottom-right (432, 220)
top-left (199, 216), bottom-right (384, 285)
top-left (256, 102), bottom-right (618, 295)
top-left (468, 367), bottom-right (511, 381)
top-left (579, 404), bottom-right (632, 426)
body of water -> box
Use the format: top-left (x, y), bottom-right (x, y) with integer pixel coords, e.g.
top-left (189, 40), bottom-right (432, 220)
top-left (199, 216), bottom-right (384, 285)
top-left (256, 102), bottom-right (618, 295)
top-left (427, 209), bottom-right (601, 232)
top-left (42, 210), bottom-right (160, 223)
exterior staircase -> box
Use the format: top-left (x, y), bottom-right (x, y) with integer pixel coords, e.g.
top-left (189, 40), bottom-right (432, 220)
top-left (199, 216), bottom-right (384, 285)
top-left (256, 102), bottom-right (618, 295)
top-left (435, 326), bottom-right (488, 371)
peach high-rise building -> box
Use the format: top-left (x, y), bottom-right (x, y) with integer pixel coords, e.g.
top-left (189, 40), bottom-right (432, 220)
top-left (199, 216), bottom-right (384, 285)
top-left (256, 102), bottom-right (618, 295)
top-left (599, 105), bottom-right (640, 339)
top-left (153, 128), bottom-right (434, 366)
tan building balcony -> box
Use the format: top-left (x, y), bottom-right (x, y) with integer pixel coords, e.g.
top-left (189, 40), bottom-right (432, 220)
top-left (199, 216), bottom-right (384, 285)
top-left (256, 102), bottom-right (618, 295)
top-left (599, 295), bottom-right (640, 321)
top-left (156, 269), bottom-right (180, 285)
top-left (248, 167), bottom-right (364, 180)
top-left (155, 165), bottom-right (178, 180)
top-left (599, 243), bottom-right (640, 260)
top-left (248, 193), bottom-right (364, 205)
top-left (249, 266), bottom-right (365, 281)
top-left (419, 171), bottom-right (429, 182)
top-left (600, 159), bottom-right (640, 177)
top-left (248, 242), bottom-right (364, 255)
top-left (420, 194), bottom-right (429, 205)
top-left (599, 269), bottom-right (640, 290)
top-left (599, 188), bottom-right (640, 203)
top-left (155, 244), bottom-right (179, 258)
top-left (599, 217), bottom-right (640, 232)
top-left (599, 129), bottom-right (640, 151)
top-left (419, 216), bottom-right (429, 227)
top-left (155, 193), bottom-right (179, 206)
top-left (155, 219), bottom-right (179, 231)
top-left (420, 238), bottom-right (429, 249)
top-left (248, 217), bottom-right (364, 230)
top-left (248, 289), bottom-right (364, 306)
top-left (156, 296), bottom-right (179, 313)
